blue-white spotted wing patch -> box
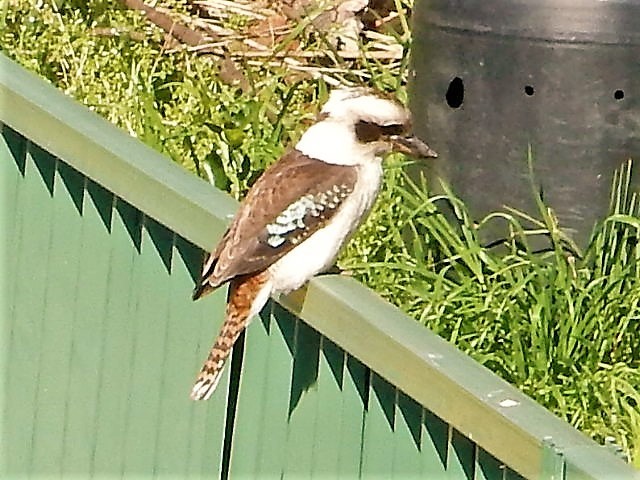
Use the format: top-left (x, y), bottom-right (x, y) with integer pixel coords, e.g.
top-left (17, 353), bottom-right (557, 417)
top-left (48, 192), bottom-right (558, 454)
top-left (264, 183), bottom-right (353, 248)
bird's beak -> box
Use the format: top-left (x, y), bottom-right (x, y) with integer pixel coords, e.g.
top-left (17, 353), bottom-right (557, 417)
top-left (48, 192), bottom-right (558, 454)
top-left (390, 135), bottom-right (438, 159)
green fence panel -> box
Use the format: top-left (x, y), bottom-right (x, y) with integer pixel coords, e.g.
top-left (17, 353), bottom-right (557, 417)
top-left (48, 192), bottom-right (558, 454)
top-left (0, 124), bottom-right (228, 477)
top-left (227, 305), bottom-right (295, 478)
top-left (1, 53), bottom-right (639, 479)
top-left (313, 338), bottom-right (364, 477)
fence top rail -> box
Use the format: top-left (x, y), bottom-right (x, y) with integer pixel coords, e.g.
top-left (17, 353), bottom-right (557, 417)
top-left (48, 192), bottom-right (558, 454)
top-left (1, 53), bottom-right (636, 480)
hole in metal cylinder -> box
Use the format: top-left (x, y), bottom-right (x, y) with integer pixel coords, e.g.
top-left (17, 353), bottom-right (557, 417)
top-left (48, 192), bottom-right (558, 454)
top-left (446, 77), bottom-right (464, 108)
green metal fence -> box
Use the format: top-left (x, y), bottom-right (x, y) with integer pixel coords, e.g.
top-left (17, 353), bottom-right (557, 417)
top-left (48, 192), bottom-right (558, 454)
top-left (1, 53), bottom-right (638, 479)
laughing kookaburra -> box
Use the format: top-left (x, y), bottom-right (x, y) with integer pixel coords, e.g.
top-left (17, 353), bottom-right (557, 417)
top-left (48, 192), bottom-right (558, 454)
top-left (190, 88), bottom-right (437, 400)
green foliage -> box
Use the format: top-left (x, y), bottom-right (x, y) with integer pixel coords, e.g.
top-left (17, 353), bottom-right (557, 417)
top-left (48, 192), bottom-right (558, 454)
top-left (344, 159), bottom-right (640, 465)
top-left (0, 0), bottom-right (324, 198)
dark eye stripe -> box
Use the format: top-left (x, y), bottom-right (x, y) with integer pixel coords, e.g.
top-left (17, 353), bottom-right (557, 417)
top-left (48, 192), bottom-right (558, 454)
top-left (355, 121), bottom-right (382, 142)
top-left (355, 121), bottom-right (406, 143)
top-left (380, 124), bottom-right (406, 136)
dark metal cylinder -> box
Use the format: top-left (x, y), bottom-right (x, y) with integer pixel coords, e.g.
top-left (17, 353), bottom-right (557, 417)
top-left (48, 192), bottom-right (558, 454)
top-left (410, 0), bottom-right (640, 247)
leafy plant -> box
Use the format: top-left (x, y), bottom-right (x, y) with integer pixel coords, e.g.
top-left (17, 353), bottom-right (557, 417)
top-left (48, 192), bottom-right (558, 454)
top-left (343, 158), bottom-right (640, 464)
top-left (0, 0), bottom-right (326, 198)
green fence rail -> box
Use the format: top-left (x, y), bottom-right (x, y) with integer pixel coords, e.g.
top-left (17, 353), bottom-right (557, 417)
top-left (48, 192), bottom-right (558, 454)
top-left (1, 53), bottom-right (638, 479)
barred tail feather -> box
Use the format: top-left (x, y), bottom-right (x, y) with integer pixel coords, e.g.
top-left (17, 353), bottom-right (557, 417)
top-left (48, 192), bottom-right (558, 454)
top-left (190, 315), bottom-right (245, 400)
top-left (190, 272), bottom-right (271, 401)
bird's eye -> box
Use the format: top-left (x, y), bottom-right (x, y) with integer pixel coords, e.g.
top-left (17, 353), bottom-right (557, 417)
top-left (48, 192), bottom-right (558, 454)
top-left (380, 124), bottom-right (406, 136)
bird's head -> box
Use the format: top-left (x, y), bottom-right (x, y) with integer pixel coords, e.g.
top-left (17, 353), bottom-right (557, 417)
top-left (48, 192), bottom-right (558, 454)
top-left (295, 87), bottom-right (437, 166)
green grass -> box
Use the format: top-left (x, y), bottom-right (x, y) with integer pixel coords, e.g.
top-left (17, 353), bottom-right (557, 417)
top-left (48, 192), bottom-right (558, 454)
top-left (3, 0), bottom-right (640, 466)
top-left (344, 157), bottom-right (640, 465)
top-left (0, 0), bottom-right (331, 198)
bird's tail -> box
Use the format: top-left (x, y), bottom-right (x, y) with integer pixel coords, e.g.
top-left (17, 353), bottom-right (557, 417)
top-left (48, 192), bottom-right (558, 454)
top-left (190, 272), bottom-right (270, 401)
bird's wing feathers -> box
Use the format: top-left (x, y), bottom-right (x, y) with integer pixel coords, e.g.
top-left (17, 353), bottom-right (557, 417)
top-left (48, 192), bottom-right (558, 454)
top-left (194, 151), bottom-right (358, 298)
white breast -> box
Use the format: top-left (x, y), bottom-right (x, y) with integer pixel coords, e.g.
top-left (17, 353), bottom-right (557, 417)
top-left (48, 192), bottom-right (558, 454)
top-left (268, 160), bottom-right (383, 294)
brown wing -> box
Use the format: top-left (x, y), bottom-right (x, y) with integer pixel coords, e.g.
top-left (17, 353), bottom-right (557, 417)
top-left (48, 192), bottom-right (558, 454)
top-left (193, 150), bottom-right (358, 299)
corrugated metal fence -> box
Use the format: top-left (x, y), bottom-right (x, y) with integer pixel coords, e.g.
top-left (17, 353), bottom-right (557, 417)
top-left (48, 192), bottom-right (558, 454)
top-left (1, 54), bottom-right (638, 479)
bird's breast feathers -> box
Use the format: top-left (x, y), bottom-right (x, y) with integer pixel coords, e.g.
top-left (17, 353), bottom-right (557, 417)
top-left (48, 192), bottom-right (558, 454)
top-left (268, 158), bottom-right (383, 293)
